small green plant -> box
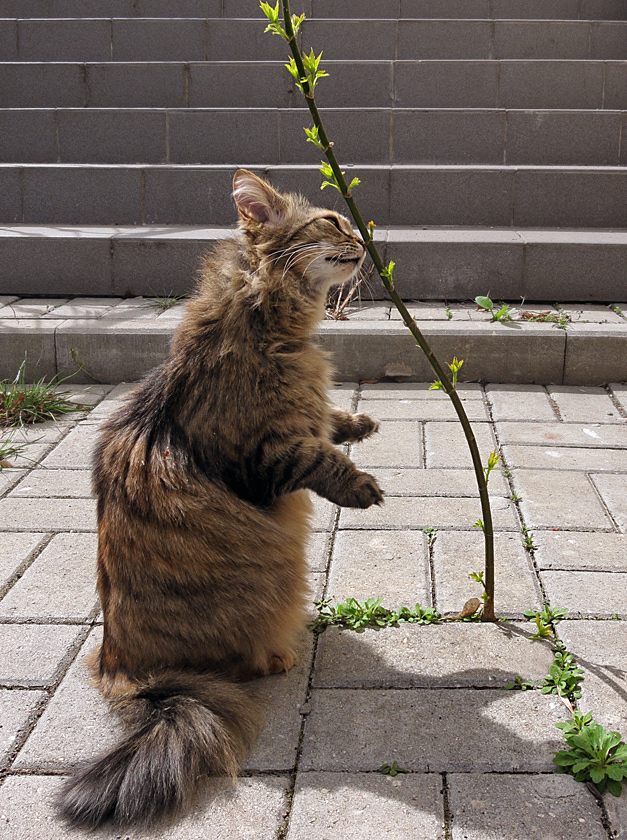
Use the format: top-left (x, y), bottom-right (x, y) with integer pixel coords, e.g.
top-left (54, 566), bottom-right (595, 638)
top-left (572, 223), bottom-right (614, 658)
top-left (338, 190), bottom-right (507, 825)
top-left (521, 527), bottom-right (537, 551)
top-left (505, 675), bottom-right (534, 691)
top-left (524, 605), bottom-right (569, 626)
top-left (151, 293), bottom-right (186, 312)
top-left (309, 598), bottom-right (442, 632)
top-left (475, 295), bottom-right (518, 323)
top-left (422, 526), bottom-right (438, 548)
top-left (554, 712), bottom-right (627, 796)
top-left (519, 310), bottom-right (570, 330)
top-left (430, 356), bottom-right (463, 392)
top-left (0, 362), bottom-right (85, 427)
top-left (484, 450), bottom-right (501, 483)
top-left (379, 761), bottom-right (408, 777)
top-left (609, 304), bottom-right (625, 319)
top-left (0, 430), bottom-right (37, 469)
top-left (445, 306), bottom-right (453, 320)
top-left (541, 643), bottom-right (583, 701)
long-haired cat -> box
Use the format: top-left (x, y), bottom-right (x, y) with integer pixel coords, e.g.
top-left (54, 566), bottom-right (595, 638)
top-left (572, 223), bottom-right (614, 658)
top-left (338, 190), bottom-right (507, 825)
top-left (58, 169), bottom-right (383, 828)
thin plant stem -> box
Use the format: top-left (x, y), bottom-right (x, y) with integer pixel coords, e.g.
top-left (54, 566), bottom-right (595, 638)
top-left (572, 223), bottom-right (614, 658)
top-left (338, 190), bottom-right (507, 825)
top-left (277, 0), bottom-right (496, 620)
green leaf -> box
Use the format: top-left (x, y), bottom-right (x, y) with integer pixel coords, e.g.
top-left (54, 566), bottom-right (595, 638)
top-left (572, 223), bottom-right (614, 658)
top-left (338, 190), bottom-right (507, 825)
top-left (475, 295), bottom-right (493, 311)
top-left (606, 765), bottom-right (627, 781)
top-left (606, 778), bottom-right (623, 797)
top-left (589, 767), bottom-right (607, 785)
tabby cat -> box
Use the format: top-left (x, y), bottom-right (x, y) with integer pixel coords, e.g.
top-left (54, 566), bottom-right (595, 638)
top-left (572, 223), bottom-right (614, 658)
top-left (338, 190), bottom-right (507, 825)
top-left (58, 169), bottom-right (383, 828)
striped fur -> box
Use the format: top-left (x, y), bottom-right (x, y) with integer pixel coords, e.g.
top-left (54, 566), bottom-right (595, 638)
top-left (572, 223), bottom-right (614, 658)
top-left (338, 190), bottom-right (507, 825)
top-left (58, 170), bottom-right (382, 828)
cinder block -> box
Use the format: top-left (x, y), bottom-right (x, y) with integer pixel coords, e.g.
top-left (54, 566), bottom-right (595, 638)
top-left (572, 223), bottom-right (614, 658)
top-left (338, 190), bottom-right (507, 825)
top-left (392, 109), bottom-right (505, 164)
top-left (397, 20), bottom-right (491, 59)
top-left (314, 0), bottom-right (398, 15)
top-left (288, 772), bottom-right (443, 840)
top-left (0, 166), bottom-right (22, 223)
top-left (112, 18), bottom-right (205, 61)
top-left (506, 110), bottom-right (622, 166)
top-left (22, 166), bottom-right (143, 225)
top-left (0, 110), bottom-right (57, 163)
top-left (514, 169), bottom-right (627, 228)
top-left (58, 109), bottom-right (167, 164)
top-left (0, 63), bottom-right (85, 108)
top-left (389, 167), bottom-right (514, 226)
top-left (590, 21), bottom-right (627, 60)
top-left (395, 60), bottom-right (498, 108)
top-left (497, 61), bottom-right (604, 109)
top-left (111, 234), bottom-right (210, 297)
top-left (279, 108), bottom-right (391, 165)
top-left (302, 19), bottom-right (397, 60)
top-left (0, 19), bottom-right (18, 61)
top-left (563, 323), bottom-right (627, 386)
top-left (495, 21), bottom-right (589, 59)
top-left (189, 61), bottom-right (293, 108)
top-left (17, 19), bottom-right (111, 62)
top-left (225, 0), bottom-right (311, 14)
top-left (401, 0), bottom-right (489, 17)
top-left (206, 19), bottom-right (294, 61)
top-left (86, 61), bottom-right (187, 108)
top-left (448, 774), bottom-right (607, 840)
top-left (316, 61), bottom-right (394, 108)
top-left (144, 165), bottom-right (235, 225)
top-left (491, 0), bottom-right (579, 16)
top-left (0, 230), bottom-right (113, 296)
top-left (168, 109), bottom-right (280, 165)
top-left (582, 0), bottom-right (627, 19)
top-left (301, 688), bottom-right (566, 771)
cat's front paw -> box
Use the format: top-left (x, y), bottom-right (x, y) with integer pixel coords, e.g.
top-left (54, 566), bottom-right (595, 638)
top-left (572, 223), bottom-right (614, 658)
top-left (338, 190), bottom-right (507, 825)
top-left (341, 471), bottom-right (384, 509)
top-left (349, 413), bottom-right (380, 442)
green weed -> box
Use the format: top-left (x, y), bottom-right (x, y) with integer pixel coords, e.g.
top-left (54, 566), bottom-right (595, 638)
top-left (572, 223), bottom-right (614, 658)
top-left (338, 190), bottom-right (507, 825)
top-left (541, 642), bottom-right (583, 702)
top-left (555, 712), bottom-right (627, 796)
top-left (309, 597), bottom-right (442, 633)
top-left (379, 761), bottom-right (408, 777)
top-left (0, 362), bottom-right (85, 427)
top-left (474, 295), bottom-right (518, 323)
top-left (505, 675), bottom-right (534, 691)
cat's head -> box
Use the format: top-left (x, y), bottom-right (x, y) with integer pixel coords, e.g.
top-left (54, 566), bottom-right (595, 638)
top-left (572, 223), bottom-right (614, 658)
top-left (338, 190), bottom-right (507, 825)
top-left (232, 169), bottom-right (365, 296)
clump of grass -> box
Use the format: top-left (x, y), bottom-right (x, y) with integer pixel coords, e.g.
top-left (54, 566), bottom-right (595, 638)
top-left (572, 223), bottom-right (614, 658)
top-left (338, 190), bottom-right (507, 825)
top-left (0, 431), bottom-right (36, 468)
top-left (150, 293), bottom-right (187, 312)
top-left (325, 264), bottom-right (372, 320)
top-left (0, 363), bottom-right (85, 427)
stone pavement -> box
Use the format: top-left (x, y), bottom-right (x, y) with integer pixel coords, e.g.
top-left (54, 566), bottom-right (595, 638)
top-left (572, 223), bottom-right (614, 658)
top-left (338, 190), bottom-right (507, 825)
top-left (0, 380), bottom-right (626, 838)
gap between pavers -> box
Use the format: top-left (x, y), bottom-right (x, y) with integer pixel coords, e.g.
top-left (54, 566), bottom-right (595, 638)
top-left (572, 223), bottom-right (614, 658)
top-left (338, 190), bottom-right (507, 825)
top-left (0, 624), bottom-right (84, 688)
top-left (0, 689), bottom-right (45, 770)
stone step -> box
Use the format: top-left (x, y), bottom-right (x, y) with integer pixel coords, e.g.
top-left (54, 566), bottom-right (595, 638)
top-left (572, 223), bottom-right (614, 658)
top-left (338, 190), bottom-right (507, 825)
top-left (3, 0), bottom-right (625, 20)
top-left (1, 296), bottom-right (625, 386)
top-left (1, 18), bottom-right (626, 62)
top-left (1, 225), bottom-right (625, 303)
top-left (2, 163), bottom-right (626, 227)
top-left (2, 59), bottom-right (624, 110)
top-left (3, 107), bottom-right (626, 167)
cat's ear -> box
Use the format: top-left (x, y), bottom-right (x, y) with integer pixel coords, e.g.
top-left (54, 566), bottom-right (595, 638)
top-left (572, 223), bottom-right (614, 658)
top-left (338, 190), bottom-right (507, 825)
top-left (233, 169), bottom-right (287, 228)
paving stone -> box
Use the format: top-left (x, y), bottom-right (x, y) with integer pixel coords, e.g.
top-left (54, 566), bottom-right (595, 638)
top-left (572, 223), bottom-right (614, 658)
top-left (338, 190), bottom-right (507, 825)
top-left (0, 533), bottom-right (98, 620)
top-left (288, 772), bottom-right (444, 840)
top-left (358, 397), bottom-right (488, 421)
top-left (40, 298), bottom-right (123, 320)
top-left (349, 420), bottom-right (423, 468)
top-left (0, 532), bottom-right (45, 591)
top-left (605, 788), bottom-right (627, 840)
top-left (0, 774), bottom-right (289, 840)
top-left (328, 382), bottom-right (357, 412)
top-left (338, 495), bottom-right (517, 531)
top-left (0, 468), bottom-right (25, 496)
top-left (0, 498), bottom-right (96, 532)
top-left (306, 531), bottom-right (331, 573)
top-left (301, 688), bottom-right (566, 771)
top-left (310, 494), bottom-right (337, 532)
top-left (496, 421), bottom-right (627, 448)
top-left (340, 304), bottom-right (390, 321)
top-left (591, 474), bottom-right (627, 532)
top-left (0, 298), bottom-right (69, 319)
top-left (486, 384), bottom-right (556, 422)
top-left (327, 529), bottom-right (430, 608)
top-left (360, 382), bottom-right (484, 400)
top-left (0, 440), bottom-right (54, 470)
top-left (433, 531), bottom-right (542, 615)
top-left (541, 571), bottom-right (627, 617)
top-left (561, 304), bottom-right (627, 324)
top-left (448, 773), bottom-right (607, 840)
top-left (535, 531), bottom-right (627, 572)
top-left (39, 425), bottom-right (100, 469)
top-left (548, 385), bottom-right (625, 423)
top-left (0, 689), bottom-right (44, 768)
top-left (611, 382), bottom-right (627, 413)
top-left (0, 624), bottom-right (82, 687)
top-left (0, 422), bottom-right (69, 446)
top-left (13, 627), bottom-right (117, 771)
top-left (245, 632), bottom-right (313, 772)
top-left (313, 623), bottom-right (554, 688)
top-left (502, 445), bottom-right (627, 472)
top-left (559, 620), bottom-right (627, 734)
top-left (388, 301), bottom-right (450, 320)
top-left (514, 470), bottom-right (614, 530)
top-left (8, 469), bottom-right (93, 498)
top-left (424, 421), bottom-right (497, 469)
top-left (368, 467), bottom-right (509, 497)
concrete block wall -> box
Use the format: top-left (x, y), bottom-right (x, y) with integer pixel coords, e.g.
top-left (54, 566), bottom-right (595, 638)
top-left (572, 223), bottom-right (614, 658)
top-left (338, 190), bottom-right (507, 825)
top-left (0, 1), bottom-right (625, 300)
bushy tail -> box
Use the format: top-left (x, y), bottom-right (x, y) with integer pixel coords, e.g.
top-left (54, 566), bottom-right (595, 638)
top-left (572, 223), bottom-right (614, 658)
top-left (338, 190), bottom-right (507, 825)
top-left (57, 670), bottom-right (262, 829)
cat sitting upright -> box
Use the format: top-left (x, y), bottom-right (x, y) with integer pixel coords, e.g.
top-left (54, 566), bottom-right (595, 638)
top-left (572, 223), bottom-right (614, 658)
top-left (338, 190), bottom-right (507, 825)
top-left (59, 169), bottom-right (383, 829)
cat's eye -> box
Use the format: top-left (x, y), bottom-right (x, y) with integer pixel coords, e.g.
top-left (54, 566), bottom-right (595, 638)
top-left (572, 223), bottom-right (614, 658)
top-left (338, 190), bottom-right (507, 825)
top-left (322, 215), bottom-right (343, 231)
